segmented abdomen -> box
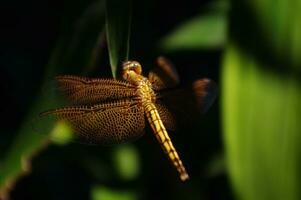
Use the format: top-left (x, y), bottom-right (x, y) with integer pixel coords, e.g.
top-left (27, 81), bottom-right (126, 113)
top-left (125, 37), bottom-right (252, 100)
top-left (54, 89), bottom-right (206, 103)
top-left (144, 102), bottom-right (189, 181)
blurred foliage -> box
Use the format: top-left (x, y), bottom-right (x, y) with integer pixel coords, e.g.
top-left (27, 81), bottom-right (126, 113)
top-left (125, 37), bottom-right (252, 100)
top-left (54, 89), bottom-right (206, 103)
top-left (159, 0), bottom-right (228, 51)
top-left (112, 145), bottom-right (140, 181)
top-left (223, 45), bottom-right (301, 200)
top-left (1, 0), bottom-right (300, 200)
top-left (92, 186), bottom-right (137, 200)
top-left (50, 121), bottom-right (74, 145)
top-left (222, 1), bottom-right (301, 200)
top-left (105, 0), bottom-right (132, 78)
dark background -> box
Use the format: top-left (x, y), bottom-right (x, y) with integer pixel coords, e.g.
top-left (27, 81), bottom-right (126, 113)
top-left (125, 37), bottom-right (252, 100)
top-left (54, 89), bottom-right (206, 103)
top-left (0, 0), bottom-right (229, 199)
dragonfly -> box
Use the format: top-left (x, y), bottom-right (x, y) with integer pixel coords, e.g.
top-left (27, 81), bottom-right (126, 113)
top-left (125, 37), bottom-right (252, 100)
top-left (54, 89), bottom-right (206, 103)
top-left (38, 57), bottom-right (217, 181)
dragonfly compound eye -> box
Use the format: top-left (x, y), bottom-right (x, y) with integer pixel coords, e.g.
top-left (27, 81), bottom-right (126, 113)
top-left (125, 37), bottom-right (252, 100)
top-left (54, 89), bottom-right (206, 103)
top-left (122, 61), bottom-right (142, 75)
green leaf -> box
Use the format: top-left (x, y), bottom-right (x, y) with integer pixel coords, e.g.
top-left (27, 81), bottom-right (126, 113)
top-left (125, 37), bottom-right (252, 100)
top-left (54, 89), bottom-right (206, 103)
top-left (223, 1), bottom-right (301, 200)
top-left (249, 0), bottom-right (301, 70)
top-left (105, 0), bottom-right (132, 78)
top-left (222, 44), bottom-right (301, 200)
top-left (92, 185), bottom-right (137, 200)
top-left (159, 1), bottom-right (228, 51)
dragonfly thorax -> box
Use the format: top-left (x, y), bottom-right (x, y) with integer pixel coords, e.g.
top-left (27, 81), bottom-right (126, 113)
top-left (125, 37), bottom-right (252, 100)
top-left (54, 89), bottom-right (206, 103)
top-left (136, 78), bottom-right (156, 103)
top-left (122, 60), bottom-right (156, 102)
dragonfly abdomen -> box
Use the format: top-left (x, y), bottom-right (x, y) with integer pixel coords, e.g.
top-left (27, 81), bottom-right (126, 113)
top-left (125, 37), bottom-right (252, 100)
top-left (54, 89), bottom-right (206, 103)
top-left (144, 102), bottom-right (189, 181)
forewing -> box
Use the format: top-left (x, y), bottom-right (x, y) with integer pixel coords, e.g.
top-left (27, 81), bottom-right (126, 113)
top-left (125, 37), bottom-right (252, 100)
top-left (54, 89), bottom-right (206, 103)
top-left (55, 75), bottom-right (137, 105)
top-left (148, 56), bottom-right (180, 90)
top-left (37, 100), bottom-right (145, 145)
top-left (157, 79), bottom-right (218, 127)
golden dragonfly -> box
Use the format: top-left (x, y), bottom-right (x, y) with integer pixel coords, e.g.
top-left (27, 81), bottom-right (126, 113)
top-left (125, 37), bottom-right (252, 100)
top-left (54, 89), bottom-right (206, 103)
top-left (39, 57), bottom-right (217, 181)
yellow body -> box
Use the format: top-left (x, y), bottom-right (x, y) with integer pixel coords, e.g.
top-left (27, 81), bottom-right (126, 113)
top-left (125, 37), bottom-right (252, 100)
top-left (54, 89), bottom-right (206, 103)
top-left (42, 60), bottom-right (191, 181)
top-left (144, 103), bottom-right (189, 181)
top-left (123, 61), bottom-right (189, 181)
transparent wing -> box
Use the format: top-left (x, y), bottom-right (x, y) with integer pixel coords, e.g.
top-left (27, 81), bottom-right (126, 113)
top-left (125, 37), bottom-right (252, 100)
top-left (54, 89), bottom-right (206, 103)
top-left (157, 79), bottom-right (218, 127)
top-left (154, 101), bottom-right (177, 131)
top-left (55, 75), bottom-right (137, 105)
top-left (148, 56), bottom-right (180, 90)
top-left (36, 100), bottom-right (145, 145)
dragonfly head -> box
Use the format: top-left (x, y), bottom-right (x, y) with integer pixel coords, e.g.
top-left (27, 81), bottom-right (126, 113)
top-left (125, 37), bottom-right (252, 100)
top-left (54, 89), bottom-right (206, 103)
top-left (122, 61), bottom-right (142, 76)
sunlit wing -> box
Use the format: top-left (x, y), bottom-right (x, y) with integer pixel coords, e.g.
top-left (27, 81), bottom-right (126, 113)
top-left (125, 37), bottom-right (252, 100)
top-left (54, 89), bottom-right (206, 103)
top-left (148, 56), bottom-right (180, 90)
top-left (156, 79), bottom-right (218, 128)
top-left (55, 75), bottom-right (137, 105)
top-left (38, 100), bottom-right (145, 145)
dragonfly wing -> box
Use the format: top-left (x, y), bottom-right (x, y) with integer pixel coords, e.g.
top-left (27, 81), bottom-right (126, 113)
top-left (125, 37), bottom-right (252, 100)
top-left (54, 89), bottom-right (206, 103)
top-left (189, 78), bottom-right (218, 113)
top-left (157, 78), bottom-right (218, 127)
top-left (38, 100), bottom-right (145, 145)
top-left (148, 56), bottom-right (180, 90)
top-left (154, 101), bottom-right (177, 131)
top-left (55, 75), bottom-right (137, 105)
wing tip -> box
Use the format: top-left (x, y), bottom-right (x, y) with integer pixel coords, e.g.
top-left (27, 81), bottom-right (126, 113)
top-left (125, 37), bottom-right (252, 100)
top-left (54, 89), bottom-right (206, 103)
top-left (193, 78), bottom-right (218, 113)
